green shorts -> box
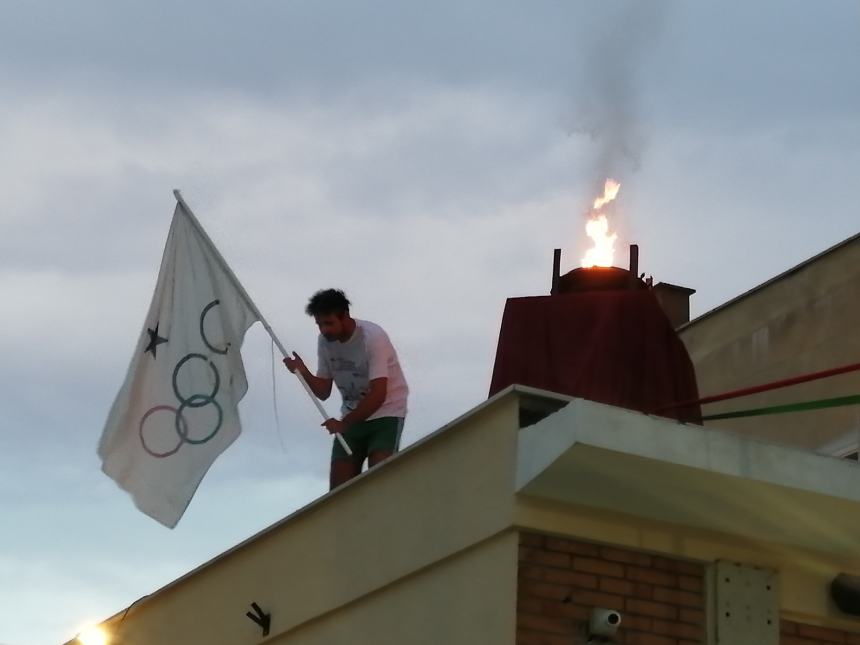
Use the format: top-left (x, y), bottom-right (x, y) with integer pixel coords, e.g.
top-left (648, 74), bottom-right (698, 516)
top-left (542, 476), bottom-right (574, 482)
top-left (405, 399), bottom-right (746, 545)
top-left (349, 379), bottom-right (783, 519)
top-left (332, 416), bottom-right (405, 461)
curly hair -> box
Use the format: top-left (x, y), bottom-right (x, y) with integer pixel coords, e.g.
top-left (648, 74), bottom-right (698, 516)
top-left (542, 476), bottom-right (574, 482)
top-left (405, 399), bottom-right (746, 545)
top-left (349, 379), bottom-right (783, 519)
top-left (305, 289), bottom-right (351, 317)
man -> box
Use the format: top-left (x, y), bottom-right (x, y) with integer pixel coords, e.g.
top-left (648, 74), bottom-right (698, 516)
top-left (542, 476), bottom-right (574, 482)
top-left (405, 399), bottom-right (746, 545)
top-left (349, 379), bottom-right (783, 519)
top-left (284, 289), bottom-right (409, 489)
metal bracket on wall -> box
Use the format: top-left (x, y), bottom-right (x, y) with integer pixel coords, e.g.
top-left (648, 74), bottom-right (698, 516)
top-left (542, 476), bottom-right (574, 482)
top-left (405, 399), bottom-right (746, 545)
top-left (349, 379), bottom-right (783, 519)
top-left (246, 601), bottom-right (271, 637)
top-left (714, 561), bottom-right (778, 645)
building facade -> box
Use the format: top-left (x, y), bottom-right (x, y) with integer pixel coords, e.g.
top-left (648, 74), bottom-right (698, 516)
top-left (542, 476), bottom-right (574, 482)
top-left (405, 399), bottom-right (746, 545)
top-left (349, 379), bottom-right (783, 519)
top-left (70, 387), bottom-right (860, 645)
top-left (680, 232), bottom-right (860, 454)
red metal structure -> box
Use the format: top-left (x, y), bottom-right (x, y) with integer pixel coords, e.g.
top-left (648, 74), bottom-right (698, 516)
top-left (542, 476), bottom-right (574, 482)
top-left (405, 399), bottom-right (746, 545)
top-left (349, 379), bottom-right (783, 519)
top-left (489, 247), bottom-right (702, 423)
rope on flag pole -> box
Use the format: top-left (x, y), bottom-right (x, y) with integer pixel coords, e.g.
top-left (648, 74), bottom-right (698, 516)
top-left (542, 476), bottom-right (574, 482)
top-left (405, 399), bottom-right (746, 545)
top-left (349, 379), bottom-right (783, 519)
top-left (270, 339), bottom-right (287, 453)
top-left (172, 189), bottom-right (353, 456)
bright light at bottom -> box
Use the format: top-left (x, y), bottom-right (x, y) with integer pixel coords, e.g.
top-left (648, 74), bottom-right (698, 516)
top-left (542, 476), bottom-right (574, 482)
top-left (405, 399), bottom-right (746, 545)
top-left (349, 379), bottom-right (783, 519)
top-left (77, 624), bottom-right (109, 645)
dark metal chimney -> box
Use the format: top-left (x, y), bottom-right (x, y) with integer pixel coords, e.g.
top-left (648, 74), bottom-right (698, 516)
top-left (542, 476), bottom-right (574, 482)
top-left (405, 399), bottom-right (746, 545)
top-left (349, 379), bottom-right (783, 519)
top-left (652, 283), bottom-right (696, 329)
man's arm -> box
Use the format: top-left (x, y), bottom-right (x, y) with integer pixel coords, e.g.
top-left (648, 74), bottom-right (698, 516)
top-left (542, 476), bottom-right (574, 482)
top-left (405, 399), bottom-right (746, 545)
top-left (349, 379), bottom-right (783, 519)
top-left (283, 352), bottom-right (333, 400)
top-left (322, 377), bottom-right (387, 434)
top-left (343, 377), bottom-right (387, 426)
top-left (343, 324), bottom-right (393, 425)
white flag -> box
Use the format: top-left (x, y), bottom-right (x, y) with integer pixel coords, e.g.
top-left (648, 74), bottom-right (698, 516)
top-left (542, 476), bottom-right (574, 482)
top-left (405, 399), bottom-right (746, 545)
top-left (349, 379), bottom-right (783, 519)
top-left (99, 199), bottom-right (259, 527)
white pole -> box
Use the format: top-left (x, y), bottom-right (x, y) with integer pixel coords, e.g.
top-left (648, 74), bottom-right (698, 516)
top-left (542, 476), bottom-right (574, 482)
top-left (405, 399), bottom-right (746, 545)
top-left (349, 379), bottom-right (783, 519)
top-left (172, 189), bottom-right (353, 456)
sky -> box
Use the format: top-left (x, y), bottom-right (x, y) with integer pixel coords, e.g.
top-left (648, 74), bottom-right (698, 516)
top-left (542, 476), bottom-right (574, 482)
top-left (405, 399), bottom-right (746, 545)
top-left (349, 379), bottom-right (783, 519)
top-left (1, 1), bottom-right (858, 643)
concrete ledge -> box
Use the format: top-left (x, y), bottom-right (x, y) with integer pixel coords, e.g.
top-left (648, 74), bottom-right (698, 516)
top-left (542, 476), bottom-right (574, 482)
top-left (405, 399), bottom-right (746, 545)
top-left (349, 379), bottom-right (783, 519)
top-left (516, 396), bottom-right (860, 556)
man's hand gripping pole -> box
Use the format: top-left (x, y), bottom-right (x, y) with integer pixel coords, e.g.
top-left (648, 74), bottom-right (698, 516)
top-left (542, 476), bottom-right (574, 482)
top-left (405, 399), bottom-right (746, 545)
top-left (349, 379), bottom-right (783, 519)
top-left (268, 329), bottom-right (353, 456)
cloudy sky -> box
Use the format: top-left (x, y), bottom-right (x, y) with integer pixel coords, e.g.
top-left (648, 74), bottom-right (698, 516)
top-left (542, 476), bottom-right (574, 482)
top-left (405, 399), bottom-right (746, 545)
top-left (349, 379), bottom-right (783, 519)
top-left (1, 1), bottom-right (858, 643)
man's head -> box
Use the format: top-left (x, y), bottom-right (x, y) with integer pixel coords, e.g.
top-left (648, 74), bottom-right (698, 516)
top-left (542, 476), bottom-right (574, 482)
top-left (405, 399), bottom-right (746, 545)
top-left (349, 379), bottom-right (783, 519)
top-left (306, 289), bottom-right (353, 341)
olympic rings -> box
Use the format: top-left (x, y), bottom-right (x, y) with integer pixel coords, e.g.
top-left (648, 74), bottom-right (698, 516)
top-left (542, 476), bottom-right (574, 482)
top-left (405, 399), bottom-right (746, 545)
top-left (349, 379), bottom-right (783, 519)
top-left (177, 395), bottom-right (223, 445)
top-left (172, 353), bottom-right (220, 408)
top-left (140, 405), bottom-right (187, 458)
top-left (200, 300), bottom-right (230, 355)
top-left (139, 300), bottom-right (230, 459)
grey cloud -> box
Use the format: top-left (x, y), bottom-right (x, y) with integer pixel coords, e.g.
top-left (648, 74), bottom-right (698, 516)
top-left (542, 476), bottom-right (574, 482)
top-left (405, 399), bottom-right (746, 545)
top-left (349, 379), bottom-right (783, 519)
top-left (0, 86), bottom-right (582, 276)
top-left (0, 1), bottom-right (587, 91)
top-left (1, 1), bottom-right (856, 131)
top-left (647, 1), bottom-right (860, 131)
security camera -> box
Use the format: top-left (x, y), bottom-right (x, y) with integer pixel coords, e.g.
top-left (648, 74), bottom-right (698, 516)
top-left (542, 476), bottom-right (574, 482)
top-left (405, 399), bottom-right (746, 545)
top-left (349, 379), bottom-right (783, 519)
top-left (589, 607), bottom-right (622, 638)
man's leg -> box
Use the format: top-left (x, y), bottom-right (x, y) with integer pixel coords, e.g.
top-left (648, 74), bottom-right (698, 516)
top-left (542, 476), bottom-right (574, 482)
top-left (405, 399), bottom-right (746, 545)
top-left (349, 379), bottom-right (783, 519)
top-left (330, 426), bottom-right (368, 490)
top-left (368, 418), bottom-right (404, 468)
top-left (330, 457), bottom-right (362, 489)
top-left (367, 452), bottom-right (391, 467)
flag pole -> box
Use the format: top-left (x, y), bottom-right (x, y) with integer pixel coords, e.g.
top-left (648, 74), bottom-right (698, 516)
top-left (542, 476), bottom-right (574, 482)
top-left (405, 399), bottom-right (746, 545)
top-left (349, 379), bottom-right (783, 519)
top-left (172, 189), bottom-right (353, 456)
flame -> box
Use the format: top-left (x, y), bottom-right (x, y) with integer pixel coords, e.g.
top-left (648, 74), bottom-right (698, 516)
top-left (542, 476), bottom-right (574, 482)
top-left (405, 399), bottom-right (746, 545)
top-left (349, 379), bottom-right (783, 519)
top-left (581, 179), bottom-right (620, 268)
top-left (592, 178), bottom-right (621, 210)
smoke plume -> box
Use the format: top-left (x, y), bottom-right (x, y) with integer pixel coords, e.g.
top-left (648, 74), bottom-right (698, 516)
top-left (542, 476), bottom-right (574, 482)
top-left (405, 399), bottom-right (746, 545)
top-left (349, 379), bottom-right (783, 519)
top-left (572, 3), bottom-right (671, 192)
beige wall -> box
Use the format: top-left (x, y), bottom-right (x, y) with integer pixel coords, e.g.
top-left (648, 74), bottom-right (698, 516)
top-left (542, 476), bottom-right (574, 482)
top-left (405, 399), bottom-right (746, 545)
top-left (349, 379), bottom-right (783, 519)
top-left (274, 532), bottom-right (518, 645)
top-left (680, 236), bottom-right (860, 450)
top-left (91, 394), bottom-right (522, 645)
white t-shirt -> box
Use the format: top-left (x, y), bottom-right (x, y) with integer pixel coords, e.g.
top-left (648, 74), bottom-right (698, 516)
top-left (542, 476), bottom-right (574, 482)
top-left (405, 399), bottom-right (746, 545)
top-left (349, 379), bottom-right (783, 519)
top-left (316, 319), bottom-right (409, 420)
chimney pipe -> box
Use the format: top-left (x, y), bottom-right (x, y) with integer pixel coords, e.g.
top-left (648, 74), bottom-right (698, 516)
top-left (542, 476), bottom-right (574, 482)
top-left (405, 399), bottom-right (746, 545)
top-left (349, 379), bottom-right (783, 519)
top-left (629, 244), bottom-right (639, 289)
top-left (652, 283), bottom-right (697, 329)
top-left (552, 248), bottom-right (561, 294)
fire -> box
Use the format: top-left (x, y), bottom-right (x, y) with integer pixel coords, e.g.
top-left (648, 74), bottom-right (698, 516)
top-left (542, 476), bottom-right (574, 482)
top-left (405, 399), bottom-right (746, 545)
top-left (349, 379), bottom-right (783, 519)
top-left (581, 179), bottom-right (620, 268)
top-left (582, 215), bottom-right (617, 268)
top-left (592, 178), bottom-right (620, 210)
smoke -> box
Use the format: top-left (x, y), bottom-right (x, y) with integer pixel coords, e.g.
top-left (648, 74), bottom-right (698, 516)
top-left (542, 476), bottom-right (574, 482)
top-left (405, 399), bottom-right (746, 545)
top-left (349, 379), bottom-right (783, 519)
top-left (571, 2), bottom-right (672, 190)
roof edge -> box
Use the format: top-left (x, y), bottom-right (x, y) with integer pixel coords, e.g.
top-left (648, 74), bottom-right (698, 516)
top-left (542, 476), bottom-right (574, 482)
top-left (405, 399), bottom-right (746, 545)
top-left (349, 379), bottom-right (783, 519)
top-left (680, 229), bottom-right (860, 331)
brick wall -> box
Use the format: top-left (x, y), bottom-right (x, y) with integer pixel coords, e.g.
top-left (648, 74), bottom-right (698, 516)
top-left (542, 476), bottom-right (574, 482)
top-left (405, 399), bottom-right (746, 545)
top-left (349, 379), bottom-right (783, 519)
top-left (518, 531), bottom-right (705, 645)
top-left (782, 620), bottom-right (860, 645)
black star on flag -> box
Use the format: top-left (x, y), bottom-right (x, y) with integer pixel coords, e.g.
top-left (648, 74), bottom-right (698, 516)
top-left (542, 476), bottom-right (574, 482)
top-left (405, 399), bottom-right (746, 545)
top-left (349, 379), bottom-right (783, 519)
top-left (144, 324), bottom-right (168, 358)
